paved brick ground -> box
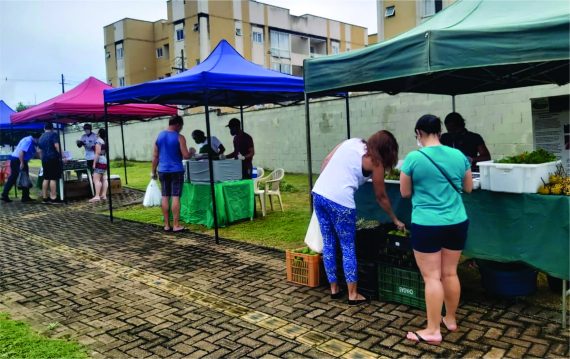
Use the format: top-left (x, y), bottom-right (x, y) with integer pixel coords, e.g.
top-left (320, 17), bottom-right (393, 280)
top-left (0, 192), bottom-right (568, 358)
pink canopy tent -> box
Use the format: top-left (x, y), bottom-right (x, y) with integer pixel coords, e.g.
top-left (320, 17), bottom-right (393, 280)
top-left (11, 77), bottom-right (176, 124)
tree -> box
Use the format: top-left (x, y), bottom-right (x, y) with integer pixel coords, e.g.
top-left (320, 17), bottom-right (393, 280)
top-left (16, 102), bottom-right (27, 112)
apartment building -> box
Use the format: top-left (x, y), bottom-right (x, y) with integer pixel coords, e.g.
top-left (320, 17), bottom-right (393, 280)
top-left (372, 0), bottom-right (455, 43)
top-left (104, 0), bottom-right (368, 87)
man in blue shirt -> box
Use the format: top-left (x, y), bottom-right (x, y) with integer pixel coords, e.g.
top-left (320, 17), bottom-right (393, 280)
top-left (1, 133), bottom-right (41, 203)
top-left (38, 123), bottom-right (63, 204)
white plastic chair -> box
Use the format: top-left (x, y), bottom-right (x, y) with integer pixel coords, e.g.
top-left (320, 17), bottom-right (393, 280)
top-left (264, 168), bottom-right (285, 212)
top-left (253, 167), bottom-right (266, 216)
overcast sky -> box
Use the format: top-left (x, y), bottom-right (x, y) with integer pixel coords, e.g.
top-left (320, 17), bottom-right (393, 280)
top-left (0, 0), bottom-right (377, 110)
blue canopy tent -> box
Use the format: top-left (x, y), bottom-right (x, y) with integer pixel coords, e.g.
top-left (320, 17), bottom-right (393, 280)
top-left (104, 40), bottom-right (305, 241)
top-left (0, 100), bottom-right (44, 139)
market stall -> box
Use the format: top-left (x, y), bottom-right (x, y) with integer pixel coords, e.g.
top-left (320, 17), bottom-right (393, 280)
top-left (104, 39), bottom-right (304, 242)
top-left (10, 77), bottom-right (176, 201)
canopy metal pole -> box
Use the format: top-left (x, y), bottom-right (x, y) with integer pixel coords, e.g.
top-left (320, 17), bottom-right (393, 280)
top-left (62, 124), bottom-right (67, 151)
top-left (304, 93), bottom-right (313, 212)
top-left (120, 120), bottom-right (128, 185)
top-left (204, 97), bottom-right (220, 244)
top-left (240, 105), bottom-right (244, 131)
top-left (452, 95), bottom-right (456, 112)
top-left (345, 94), bottom-right (351, 139)
top-left (56, 116), bottom-right (66, 203)
top-left (104, 104), bottom-right (114, 222)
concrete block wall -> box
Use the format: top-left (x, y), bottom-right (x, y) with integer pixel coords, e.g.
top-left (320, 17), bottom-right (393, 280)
top-left (63, 84), bottom-right (569, 174)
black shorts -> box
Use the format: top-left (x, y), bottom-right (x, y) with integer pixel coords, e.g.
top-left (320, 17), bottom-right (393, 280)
top-left (158, 171), bottom-right (184, 197)
top-left (42, 158), bottom-right (62, 180)
top-left (410, 220), bottom-right (469, 253)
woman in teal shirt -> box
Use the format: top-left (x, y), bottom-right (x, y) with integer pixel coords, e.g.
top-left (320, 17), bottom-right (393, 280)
top-left (400, 114), bottom-right (472, 345)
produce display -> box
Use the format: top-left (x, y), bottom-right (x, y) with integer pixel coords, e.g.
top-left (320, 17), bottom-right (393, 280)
top-left (387, 229), bottom-right (409, 237)
top-left (496, 148), bottom-right (557, 164)
top-left (538, 164), bottom-right (570, 196)
top-left (292, 247), bottom-right (320, 255)
top-left (385, 168), bottom-right (400, 180)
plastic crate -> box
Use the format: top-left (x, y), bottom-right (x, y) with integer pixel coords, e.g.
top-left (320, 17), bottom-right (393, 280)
top-left (286, 249), bottom-right (321, 287)
top-left (477, 160), bottom-right (560, 193)
top-left (337, 258), bottom-right (379, 299)
top-left (378, 263), bottom-right (425, 309)
top-left (476, 260), bottom-right (537, 297)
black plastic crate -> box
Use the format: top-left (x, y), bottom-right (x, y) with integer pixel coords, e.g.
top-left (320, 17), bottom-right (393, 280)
top-left (337, 258), bottom-right (379, 299)
top-left (355, 227), bottom-right (386, 261)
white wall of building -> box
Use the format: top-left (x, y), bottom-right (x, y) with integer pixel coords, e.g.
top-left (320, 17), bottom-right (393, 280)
top-left (64, 85), bottom-right (569, 174)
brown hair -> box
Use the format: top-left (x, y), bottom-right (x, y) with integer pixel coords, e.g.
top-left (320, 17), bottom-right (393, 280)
top-left (366, 130), bottom-right (399, 169)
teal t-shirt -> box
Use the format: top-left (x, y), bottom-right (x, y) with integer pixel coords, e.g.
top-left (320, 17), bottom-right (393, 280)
top-left (401, 146), bottom-right (470, 226)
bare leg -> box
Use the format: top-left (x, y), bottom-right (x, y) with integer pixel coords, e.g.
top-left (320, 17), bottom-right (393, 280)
top-left (161, 196), bottom-right (170, 230)
top-left (100, 175), bottom-right (108, 199)
top-left (347, 282), bottom-right (365, 301)
top-left (408, 250), bottom-right (443, 342)
top-left (441, 248), bottom-right (462, 330)
top-left (171, 196), bottom-right (182, 230)
top-left (330, 282), bottom-right (340, 294)
top-left (49, 180), bottom-right (57, 200)
top-left (90, 173), bottom-right (101, 200)
top-left (42, 179), bottom-right (49, 199)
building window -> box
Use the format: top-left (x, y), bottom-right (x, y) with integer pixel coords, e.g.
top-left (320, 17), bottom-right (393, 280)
top-left (119, 77), bottom-right (125, 87)
top-left (270, 30), bottom-right (290, 59)
top-left (176, 28), bottom-right (184, 41)
top-left (271, 62), bottom-right (291, 75)
top-left (156, 47), bottom-right (163, 58)
top-left (385, 5), bottom-right (396, 17)
top-left (252, 31), bottom-right (263, 44)
top-left (105, 51), bottom-right (111, 60)
top-left (116, 45), bottom-right (123, 59)
top-left (420, 0), bottom-right (442, 18)
top-left (163, 44), bottom-right (170, 58)
top-left (331, 41), bottom-right (340, 54)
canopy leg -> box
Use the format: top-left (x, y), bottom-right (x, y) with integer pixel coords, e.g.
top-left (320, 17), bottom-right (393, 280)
top-left (305, 93), bottom-right (313, 212)
top-left (204, 102), bottom-right (219, 244)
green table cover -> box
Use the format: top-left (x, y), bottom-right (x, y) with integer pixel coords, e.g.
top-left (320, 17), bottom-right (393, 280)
top-left (180, 179), bottom-right (254, 228)
top-left (355, 182), bottom-right (570, 280)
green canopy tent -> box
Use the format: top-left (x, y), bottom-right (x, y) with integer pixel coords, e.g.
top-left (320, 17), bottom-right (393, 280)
top-left (302, 0), bottom-right (569, 195)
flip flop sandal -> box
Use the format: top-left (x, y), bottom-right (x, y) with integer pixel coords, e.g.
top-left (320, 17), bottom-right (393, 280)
top-left (330, 290), bottom-right (345, 299)
top-left (172, 228), bottom-right (186, 233)
top-left (406, 332), bottom-right (441, 345)
top-left (163, 227), bottom-right (172, 232)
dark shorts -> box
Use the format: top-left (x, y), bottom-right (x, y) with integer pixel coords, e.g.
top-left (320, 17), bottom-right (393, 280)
top-left (42, 158), bottom-right (62, 180)
top-left (410, 220), bottom-right (469, 253)
top-left (158, 171), bottom-right (184, 197)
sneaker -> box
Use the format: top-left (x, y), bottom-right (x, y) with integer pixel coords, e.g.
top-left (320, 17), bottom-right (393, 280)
top-left (1, 196), bottom-right (12, 203)
top-left (50, 198), bottom-right (64, 205)
top-left (21, 197), bottom-right (35, 203)
top-left (42, 197), bottom-right (51, 204)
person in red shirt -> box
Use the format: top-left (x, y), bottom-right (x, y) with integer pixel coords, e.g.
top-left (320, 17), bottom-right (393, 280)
top-left (225, 118), bottom-right (255, 179)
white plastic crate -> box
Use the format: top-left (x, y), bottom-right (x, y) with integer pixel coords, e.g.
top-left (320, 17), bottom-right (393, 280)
top-left (477, 160), bottom-right (560, 193)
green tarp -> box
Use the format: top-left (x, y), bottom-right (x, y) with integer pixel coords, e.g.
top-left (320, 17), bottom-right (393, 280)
top-left (304, 0), bottom-right (570, 96)
top-left (180, 180), bottom-right (254, 228)
top-left (355, 182), bottom-right (570, 280)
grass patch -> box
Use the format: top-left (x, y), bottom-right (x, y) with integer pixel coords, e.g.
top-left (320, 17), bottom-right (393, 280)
top-left (0, 312), bottom-right (86, 359)
top-left (113, 168), bottom-right (313, 250)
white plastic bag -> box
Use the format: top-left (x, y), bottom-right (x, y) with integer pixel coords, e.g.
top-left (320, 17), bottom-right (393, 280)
top-left (304, 211), bottom-right (323, 253)
top-left (143, 179), bottom-right (162, 207)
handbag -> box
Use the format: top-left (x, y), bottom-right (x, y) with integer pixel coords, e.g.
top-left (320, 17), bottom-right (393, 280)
top-left (304, 211), bottom-right (323, 253)
top-left (418, 150), bottom-right (462, 193)
top-left (17, 171), bottom-right (33, 189)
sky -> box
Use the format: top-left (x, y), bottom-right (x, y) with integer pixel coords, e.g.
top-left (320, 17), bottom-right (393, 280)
top-left (0, 0), bottom-right (377, 110)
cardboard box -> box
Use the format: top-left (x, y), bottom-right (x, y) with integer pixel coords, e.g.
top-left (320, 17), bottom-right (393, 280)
top-left (64, 180), bottom-right (91, 199)
top-left (110, 176), bottom-right (122, 194)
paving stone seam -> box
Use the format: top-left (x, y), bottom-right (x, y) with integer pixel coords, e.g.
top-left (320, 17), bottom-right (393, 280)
top-left (3, 224), bottom-right (381, 359)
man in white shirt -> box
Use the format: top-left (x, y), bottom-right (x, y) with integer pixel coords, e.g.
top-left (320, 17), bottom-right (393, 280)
top-left (76, 123), bottom-right (98, 168)
top-left (191, 130), bottom-right (225, 159)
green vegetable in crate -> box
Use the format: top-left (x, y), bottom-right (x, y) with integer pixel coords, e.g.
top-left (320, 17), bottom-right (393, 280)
top-left (385, 168), bottom-right (401, 180)
top-left (388, 229), bottom-right (409, 237)
top-left (496, 148), bottom-right (556, 164)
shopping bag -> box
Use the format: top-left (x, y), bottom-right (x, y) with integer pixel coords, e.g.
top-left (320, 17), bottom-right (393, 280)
top-left (143, 179), bottom-right (162, 207)
top-left (16, 171), bottom-right (33, 189)
top-left (304, 211), bottom-right (323, 253)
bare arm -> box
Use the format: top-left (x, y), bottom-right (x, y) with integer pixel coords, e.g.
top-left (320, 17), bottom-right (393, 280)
top-left (320, 142), bottom-right (343, 172)
top-left (463, 169), bottom-right (473, 193)
top-left (18, 150), bottom-right (25, 169)
top-left (400, 171), bottom-right (412, 198)
top-left (244, 146), bottom-right (254, 161)
top-left (151, 143), bottom-right (159, 178)
top-left (218, 144), bottom-right (226, 155)
top-left (474, 143), bottom-right (491, 164)
top-left (179, 135), bottom-right (191, 159)
top-left (92, 143), bottom-right (101, 169)
top-left (372, 164), bottom-right (405, 230)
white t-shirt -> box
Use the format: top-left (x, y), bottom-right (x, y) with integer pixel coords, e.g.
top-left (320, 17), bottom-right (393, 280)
top-left (199, 136), bottom-right (223, 153)
top-left (312, 138), bottom-right (370, 209)
top-left (80, 132), bottom-right (98, 160)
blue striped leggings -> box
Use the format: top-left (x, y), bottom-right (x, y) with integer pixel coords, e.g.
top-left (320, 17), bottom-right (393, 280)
top-left (312, 193), bottom-right (358, 283)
